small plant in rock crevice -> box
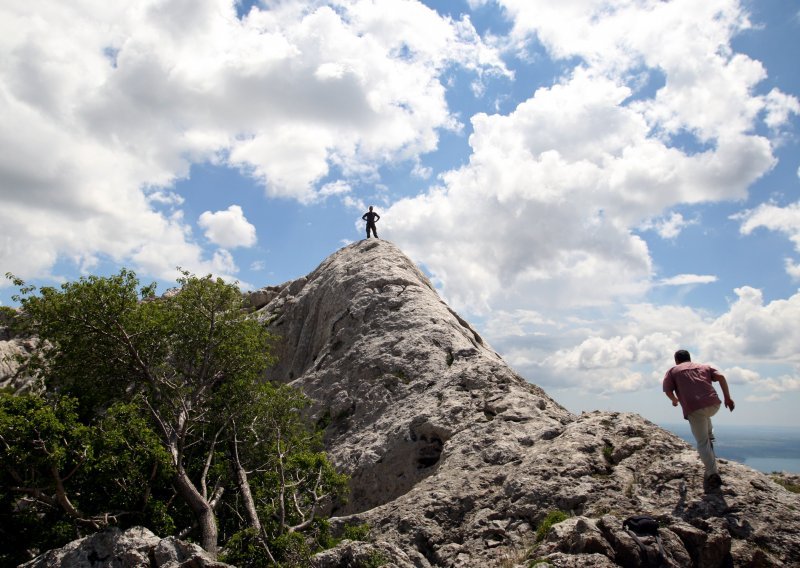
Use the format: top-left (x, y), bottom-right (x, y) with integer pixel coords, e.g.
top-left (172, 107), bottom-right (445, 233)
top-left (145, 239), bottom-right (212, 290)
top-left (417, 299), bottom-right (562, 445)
top-left (602, 443), bottom-right (615, 464)
top-left (535, 510), bottom-right (569, 543)
top-left (771, 476), bottom-right (800, 494)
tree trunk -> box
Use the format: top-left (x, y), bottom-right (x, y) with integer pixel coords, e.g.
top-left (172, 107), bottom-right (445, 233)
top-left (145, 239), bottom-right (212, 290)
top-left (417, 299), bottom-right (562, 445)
top-left (173, 470), bottom-right (218, 555)
top-left (230, 438), bottom-right (262, 534)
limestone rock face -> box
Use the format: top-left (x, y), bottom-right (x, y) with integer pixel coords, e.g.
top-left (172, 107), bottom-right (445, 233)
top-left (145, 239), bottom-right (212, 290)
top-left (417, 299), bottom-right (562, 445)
top-left (20, 527), bottom-right (232, 568)
top-left (0, 311), bottom-right (37, 394)
top-left (256, 240), bottom-right (800, 567)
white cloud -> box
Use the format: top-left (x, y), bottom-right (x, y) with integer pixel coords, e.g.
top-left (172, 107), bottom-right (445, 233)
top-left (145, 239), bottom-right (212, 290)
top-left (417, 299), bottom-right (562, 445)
top-left (0, 0), bottom-right (506, 282)
top-left (147, 191), bottom-right (186, 207)
top-left (762, 88), bottom-right (800, 130)
top-left (734, 201), bottom-right (800, 280)
top-left (489, 286), bottom-right (800, 398)
top-left (744, 394), bottom-right (780, 403)
top-left (640, 212), bottom-right (696, 239)
top-left (319, 180), bottom-right (352, 197)
top-left (735, 201), bottom-right (800, 250)
top-left (198, 205), bottom-right (257, 249)
top-left (657, 274), bottom-right (717, 287)
top-left (701, 286), bottom-right (800, 361)
top-left (387, 0), bottom-right (793, 317)
top-left (785, 259), bottom-right (800, 281)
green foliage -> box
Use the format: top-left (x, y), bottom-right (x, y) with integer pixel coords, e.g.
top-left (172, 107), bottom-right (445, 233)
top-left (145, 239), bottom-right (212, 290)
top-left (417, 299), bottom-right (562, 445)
top-left (221, 528), bottom-right (274, 568)
top-left (0, 305), bottom-right (19, 329)
top-left (362, 550), bottom-right (389, 568)
top-left (229, 381), bottom-right (349, 541)
top-left (771, 475), bottom-right (800, 493)
top-left (602, 443), bottom-right (614, 464)
top-left (535, 510), bottom-right (569, 542)
top-left (342, 522), bottom-right (372, 542)
top-left (0, 392), bottom-right (175, 564)
top-left (4, 269), bottom-right (348, 561)
top-left (269, 531), bottom-right (313, 567)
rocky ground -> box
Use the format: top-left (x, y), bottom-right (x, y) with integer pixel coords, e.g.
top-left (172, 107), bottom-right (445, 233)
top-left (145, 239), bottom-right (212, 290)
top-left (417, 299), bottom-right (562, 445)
top-left (252, 239), bottom-right (800, 567)
top-left (19, 527), bottom-right (231, 568)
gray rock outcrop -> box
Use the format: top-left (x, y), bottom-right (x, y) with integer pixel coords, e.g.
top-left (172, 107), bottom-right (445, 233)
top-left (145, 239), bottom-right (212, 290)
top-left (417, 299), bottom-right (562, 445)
top-left (255, 239), bottom-right (800, 567)
top-left (0, 309), bottom-right (37, 394)
top-left (20, 526), bottom-right (232, 568)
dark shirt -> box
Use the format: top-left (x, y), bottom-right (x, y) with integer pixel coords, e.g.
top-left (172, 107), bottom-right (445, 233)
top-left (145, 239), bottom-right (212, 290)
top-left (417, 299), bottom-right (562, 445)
top-left (362, 211), bottom-right (380, 224)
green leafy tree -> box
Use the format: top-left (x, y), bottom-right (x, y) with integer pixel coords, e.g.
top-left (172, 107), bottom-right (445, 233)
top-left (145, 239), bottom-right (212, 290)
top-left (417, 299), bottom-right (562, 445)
top-left (222, 382), bottom-right (349, 564)
top-left (4, 269), bottom-right (347, 562)
top-left (0, 393), bottom-right (173, 565)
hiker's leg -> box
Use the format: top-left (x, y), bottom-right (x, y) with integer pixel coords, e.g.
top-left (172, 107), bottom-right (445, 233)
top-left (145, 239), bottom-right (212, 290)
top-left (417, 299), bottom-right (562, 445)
top-left (688, 404), bottom-right (720, 477)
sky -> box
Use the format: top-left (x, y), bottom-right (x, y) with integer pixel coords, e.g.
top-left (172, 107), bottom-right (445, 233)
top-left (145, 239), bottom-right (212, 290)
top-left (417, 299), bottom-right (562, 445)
top-left (1, 0), bottom-right (799, 428)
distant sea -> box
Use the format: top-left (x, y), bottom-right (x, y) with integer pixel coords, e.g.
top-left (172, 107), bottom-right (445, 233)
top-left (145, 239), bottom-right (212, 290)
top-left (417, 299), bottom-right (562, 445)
top-left (660, 423), bottom-right (800, 474)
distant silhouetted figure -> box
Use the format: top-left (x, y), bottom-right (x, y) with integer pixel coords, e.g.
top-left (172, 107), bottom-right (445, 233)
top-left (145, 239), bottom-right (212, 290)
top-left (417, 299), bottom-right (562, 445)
top-left (663, 349), bottom-right (735, 492)
top-left (362, 206), bottom-right (380, 239)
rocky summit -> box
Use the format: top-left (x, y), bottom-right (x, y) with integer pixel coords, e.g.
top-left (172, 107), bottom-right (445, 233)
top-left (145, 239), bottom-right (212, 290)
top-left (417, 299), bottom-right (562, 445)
top-left (251, 239), bottom-right (800, 567)
top-left (4, 239), bottom-right (800, 567)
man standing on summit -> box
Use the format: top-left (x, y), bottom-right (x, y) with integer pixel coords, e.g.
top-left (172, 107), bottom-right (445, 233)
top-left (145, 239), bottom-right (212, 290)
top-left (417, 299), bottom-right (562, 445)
top-left (663, 349), bottom-right (735, 490)
top-left (362, 206), bottom-right (380, 239)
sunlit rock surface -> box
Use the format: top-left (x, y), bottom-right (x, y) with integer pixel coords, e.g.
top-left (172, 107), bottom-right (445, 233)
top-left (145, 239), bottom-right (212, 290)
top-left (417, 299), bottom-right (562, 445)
top-left (257, 240), bottom-right (800, 567)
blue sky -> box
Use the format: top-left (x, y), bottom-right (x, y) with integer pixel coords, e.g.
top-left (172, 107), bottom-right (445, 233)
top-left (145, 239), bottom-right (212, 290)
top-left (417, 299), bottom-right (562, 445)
top-left (1, 0), bottom-right (799, 428)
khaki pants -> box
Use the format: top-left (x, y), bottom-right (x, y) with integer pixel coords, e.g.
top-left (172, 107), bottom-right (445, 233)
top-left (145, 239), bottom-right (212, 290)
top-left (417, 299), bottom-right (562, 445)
top-left (688, 403), bottom-right (720, 477)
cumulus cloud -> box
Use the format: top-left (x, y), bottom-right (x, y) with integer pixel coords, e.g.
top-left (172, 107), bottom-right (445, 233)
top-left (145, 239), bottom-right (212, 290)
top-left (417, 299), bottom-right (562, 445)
top-left (735, 201), bottom-right (800, 247)
top-left (198, 205), bottom-right (257, 249)
top-left (499, 286), bottom-right (800, 397)
top-left (734, 201), bottom-right (800, 280)
top-left (0, 0), bottom-right (506, 282)
top-left (386, 0), bottom-right (795, 316)
top-left (640, 212), bottom-right (696, 239)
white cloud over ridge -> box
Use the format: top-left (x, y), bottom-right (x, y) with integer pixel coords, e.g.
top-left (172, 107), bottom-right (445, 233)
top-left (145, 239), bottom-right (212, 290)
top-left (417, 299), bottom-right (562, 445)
top-left (0, 0), bottom-right (506, 282)
top-left (198, 205), bottom-right (257, 249)
top-left (496, 286), bottom-right (800, 399)
top-left (387, 0), bottom-right (797, 315)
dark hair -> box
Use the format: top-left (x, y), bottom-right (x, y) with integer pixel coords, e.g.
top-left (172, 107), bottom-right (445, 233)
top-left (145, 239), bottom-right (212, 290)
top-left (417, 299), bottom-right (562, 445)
top-left (674, 349), bottom-right (691, 364)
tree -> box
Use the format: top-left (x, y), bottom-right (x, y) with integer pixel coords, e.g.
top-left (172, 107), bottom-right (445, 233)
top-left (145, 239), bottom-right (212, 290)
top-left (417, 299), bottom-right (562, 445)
top-left (5, 270), bottom-right (348, 561)
top-left (222, 382), bottom-right (348, 564)
top-left (0, 393), bottom-right (174, 565)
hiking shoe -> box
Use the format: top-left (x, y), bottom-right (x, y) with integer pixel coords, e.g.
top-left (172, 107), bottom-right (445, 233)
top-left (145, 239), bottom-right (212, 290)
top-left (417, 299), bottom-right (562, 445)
top-left (704, 473), bottom-right (722, 491)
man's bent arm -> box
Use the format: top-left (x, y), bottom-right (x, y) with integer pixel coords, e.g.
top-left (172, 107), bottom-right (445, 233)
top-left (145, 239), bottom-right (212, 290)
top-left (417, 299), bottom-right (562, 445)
top-left (665, 391), bottom-right (679, 407)
top-left (717, 374), bottom-right (735, 411)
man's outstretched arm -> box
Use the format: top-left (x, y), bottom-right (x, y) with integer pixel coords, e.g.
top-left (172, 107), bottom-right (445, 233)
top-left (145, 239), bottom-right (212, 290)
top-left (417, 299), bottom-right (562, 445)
top-left (716, 374), bottom-right (735, 411)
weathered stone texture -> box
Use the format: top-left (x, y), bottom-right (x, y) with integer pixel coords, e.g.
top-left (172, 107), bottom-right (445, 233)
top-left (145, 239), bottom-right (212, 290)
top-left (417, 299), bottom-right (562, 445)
top-left (256, 240), bottom-right (800, 567)
top-left (19, 527), bottom-right (232, 568)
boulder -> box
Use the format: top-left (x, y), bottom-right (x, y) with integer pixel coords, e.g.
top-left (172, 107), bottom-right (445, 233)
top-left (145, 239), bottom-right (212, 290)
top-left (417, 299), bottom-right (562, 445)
top-left (20, 527), bottom-right (232, 568)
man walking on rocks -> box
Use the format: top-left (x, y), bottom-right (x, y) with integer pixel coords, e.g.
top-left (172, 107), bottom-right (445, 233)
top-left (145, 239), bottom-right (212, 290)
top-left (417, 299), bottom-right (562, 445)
top-left (663, 349), bottom-right (735, 491)
top-left (362, 206), bottom-right (380, 239)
